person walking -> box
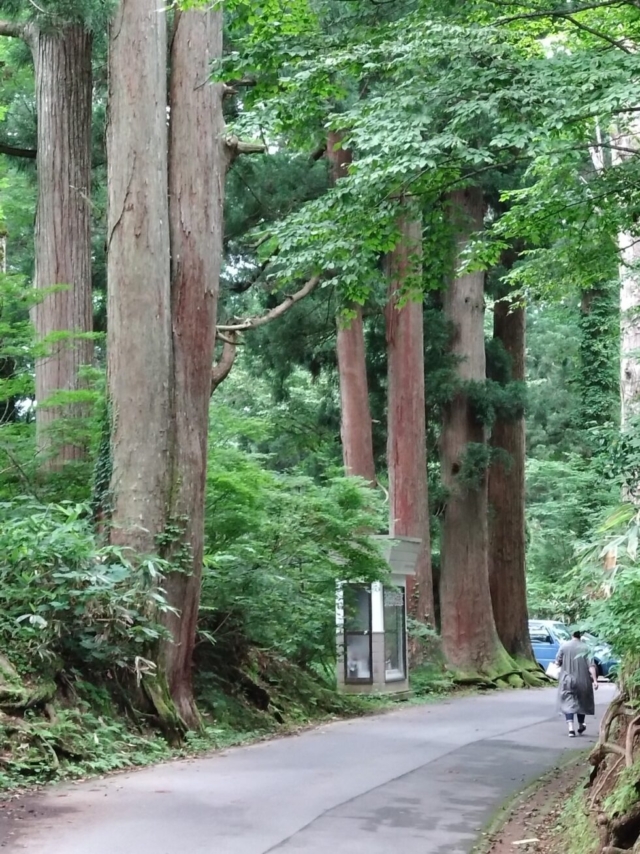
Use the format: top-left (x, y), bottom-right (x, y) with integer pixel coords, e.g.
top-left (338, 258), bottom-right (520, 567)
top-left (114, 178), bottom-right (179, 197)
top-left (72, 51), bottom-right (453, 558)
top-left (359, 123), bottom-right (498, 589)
top-left (556, 630), bottom-right (598, 737)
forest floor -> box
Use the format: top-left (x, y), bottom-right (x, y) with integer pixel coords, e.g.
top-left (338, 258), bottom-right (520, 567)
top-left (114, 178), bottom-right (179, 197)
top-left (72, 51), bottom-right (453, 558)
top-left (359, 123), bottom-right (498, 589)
top-left (0, 684), bottom-right (615, 854)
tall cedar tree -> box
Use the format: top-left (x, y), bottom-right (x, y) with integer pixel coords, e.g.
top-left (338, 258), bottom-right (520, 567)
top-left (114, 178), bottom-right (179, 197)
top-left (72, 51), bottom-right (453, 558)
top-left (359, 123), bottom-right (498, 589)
top-left (162, 6), bottom-right (225, 727)
top-left (107, 0), bottom-right (225, 728)
top-left (440, 188), bottom-right (511, 676)
top-left (488, 298), bottom-right (534, 662)
top-left (385, 208), bottom-right (434, 627)
top-left (327, 131), bottom-right (376, 484)
top-left (0, 21), bottom-right (93, 467)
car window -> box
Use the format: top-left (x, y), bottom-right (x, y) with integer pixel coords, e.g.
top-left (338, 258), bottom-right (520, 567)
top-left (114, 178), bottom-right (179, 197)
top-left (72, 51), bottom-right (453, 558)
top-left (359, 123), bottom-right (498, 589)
top-left (530, 627), bottom-right (552, 643)
top-left (553, 624), bottom-right (571, 641)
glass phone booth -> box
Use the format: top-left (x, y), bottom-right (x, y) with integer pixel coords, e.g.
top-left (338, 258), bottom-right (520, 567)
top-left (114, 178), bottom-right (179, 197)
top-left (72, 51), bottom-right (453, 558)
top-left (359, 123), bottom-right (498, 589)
top-left (336, 536), bottom-right (419, 695)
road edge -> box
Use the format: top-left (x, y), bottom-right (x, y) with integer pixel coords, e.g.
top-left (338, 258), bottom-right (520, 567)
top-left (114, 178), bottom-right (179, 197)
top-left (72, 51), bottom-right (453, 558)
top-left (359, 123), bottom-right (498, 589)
top-left (471, 749), bottom-right (590, 854)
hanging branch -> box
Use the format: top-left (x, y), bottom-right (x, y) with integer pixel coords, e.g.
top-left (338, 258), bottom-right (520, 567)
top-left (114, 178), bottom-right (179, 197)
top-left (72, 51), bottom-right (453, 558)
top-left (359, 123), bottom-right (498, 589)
top-left (211, 275), bottom-right (322, 394)
top-left (216, 275), bottom-right (321, 332)
top-left (211, 332), bottom-right (238, 394)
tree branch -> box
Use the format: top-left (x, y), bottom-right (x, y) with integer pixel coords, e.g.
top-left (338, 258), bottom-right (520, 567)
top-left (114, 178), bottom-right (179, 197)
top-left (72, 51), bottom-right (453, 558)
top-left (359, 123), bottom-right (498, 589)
top-left (0, 19), bottom-right (25, 38)
top-left (223, 78), bottom-right (259, 99)
top-left (211, 331), bottom-right (238, 394)
top-left (495, 0), bottom-right (632, 24)
top-left (560, 12), bottom-right (632, 52)
top-left (225, 135), bottom-right (267, 165)
top-left (216, 275), bottom-right (321, 332)
top-left (0, 141), bottom-right (36, 160)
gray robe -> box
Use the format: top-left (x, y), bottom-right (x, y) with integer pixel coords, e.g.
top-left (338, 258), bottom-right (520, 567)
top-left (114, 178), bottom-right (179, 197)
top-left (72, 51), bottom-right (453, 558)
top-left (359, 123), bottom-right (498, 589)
top-left (556, 638), bottom-right (595, 716)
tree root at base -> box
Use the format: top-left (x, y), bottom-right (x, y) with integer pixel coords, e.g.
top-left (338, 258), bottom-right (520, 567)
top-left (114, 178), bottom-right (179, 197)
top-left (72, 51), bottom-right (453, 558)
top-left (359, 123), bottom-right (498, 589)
top-left (141, 677), bottom-right (188, 745)
top-left (452, 666), bottom-right (549, 690)
top-left (587, 690), bottom-right (640, 854)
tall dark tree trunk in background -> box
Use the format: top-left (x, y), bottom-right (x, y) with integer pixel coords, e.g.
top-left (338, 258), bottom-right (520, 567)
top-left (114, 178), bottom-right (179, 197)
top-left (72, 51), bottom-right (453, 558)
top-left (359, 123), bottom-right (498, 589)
top-left (30, 26), bottom-right (93, 467)
top-left (385, 208), bottom-right (434, 627)
top-left (162, 7), bottom-right (225, 728)
top-left (488, 299), bottom-right (533, 662)
top-left (440, 188), bottom-right (510, 676)
top-left (327, 131), bottom-right (376, 483)
top-left (107, 0), bottom-right (171, 555)
top-left (0, 226), bottom-right (17, 423)
top-left (578, 285), bottom-right (619, 431)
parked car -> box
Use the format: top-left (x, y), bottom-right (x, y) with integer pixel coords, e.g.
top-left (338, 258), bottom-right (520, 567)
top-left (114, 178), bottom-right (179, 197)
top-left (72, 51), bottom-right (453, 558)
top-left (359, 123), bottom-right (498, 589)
top-left (528, 619), bottom-right (618, 679)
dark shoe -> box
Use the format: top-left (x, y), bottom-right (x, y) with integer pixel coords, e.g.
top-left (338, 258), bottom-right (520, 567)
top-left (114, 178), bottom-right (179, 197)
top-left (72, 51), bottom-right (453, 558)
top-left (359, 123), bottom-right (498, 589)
top-left (569, 731), bottom-right (576, 738)
top-left (578, 725), bottom-right (586, 735)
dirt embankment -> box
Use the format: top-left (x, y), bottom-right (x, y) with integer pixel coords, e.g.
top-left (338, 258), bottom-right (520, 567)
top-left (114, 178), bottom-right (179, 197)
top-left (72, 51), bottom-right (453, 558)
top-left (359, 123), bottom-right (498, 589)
top-left (479, 756), bottom-right (593, 854)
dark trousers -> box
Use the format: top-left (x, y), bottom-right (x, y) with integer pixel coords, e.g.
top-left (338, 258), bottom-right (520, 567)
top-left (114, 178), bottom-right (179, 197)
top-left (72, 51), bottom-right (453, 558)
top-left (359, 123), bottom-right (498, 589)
top-left (564, 713), bottom-right (585, 724)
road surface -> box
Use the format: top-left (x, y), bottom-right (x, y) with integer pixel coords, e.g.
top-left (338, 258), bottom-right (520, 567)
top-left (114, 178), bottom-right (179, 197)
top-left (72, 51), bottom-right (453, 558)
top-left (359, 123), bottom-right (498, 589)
top-left (4, 684), bottom-right (615, 854)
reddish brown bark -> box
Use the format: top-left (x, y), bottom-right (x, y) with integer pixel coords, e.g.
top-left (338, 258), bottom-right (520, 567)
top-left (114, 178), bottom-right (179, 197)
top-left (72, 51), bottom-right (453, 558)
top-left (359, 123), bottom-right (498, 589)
top-left (440, 188), bottom-right (509, 675)
top-left (162, 6), bottom-right (225, 727)
top-left (385, 209), bottom-right (434, 627)
top-left (327, 131), bottom-right (376, 484)
top-left (107, 0), bottom-right (171, 555)
top-left (488, 300), bottom-right (534, 662)
top-left (30, 26), bottom-right (93, 467)
top-left (336, 306), bottom-right (376, 483)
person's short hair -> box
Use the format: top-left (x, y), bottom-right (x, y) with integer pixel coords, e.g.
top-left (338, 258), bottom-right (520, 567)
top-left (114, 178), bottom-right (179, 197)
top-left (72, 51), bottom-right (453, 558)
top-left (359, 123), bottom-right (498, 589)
top-left (572, 630), bottom-right (582, 639)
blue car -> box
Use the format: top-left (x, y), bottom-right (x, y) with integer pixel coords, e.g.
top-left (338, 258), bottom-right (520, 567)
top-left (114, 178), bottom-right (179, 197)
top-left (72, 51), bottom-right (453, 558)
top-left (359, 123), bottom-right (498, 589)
top-left (528, 619), bottom-right (618, 679)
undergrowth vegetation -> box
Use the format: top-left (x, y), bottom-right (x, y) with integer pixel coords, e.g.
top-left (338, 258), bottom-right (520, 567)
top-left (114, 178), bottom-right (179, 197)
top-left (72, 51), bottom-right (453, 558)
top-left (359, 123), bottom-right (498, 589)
top-left (554, 787), bottom-right (598, 854)
top-left (0, 387), bottom-right (456, 792)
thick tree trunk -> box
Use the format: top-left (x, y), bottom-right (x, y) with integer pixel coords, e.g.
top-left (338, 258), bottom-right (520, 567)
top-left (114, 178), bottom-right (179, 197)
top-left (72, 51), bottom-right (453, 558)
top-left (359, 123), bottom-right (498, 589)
top-left (106, 0), bottom-right (171, 554)
top-left (336, 306), bottom-right (376, 483)
top-left (385, 209), bottom-right (434, 627)
top-left (327, 132), bottom-right (376, 483)
top-left (488, 299), bottom-right (533, 662)
top-left (163, 7), bottom-right (225, 728)
top-left (31, 26), bottom-right (93, 467)
top-left (440, 188), bottom-right (510, 676)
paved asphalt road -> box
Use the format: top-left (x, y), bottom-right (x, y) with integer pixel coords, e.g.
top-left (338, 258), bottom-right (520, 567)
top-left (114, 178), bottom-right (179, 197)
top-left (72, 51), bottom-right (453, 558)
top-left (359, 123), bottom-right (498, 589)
top-left (5, 684), bottom-right (615, 854)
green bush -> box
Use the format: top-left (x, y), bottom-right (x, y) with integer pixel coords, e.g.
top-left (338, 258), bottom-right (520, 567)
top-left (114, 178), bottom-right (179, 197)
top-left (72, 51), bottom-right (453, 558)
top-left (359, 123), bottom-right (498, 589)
top-left (200, 425), bottom-right (388, 678)
top-left (0, 500), bottom-right (170, 678)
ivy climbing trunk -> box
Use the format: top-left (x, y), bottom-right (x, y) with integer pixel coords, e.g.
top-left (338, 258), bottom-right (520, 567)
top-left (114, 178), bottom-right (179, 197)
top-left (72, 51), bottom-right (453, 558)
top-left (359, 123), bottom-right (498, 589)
top-left (385, 207), bottom-right (434, 627)
top-left (488, 299), bottom-right (533, 662)
top-left (162, 6), bottom-right (225, 728)
top-left (30, 25), bottom-right (93, 468)
top-left (327, 131), bottom-right (376, 484)
top-left (106, 0), bottom-right (172, 555)
top-left (440, 188), bottom-right (510, 677)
